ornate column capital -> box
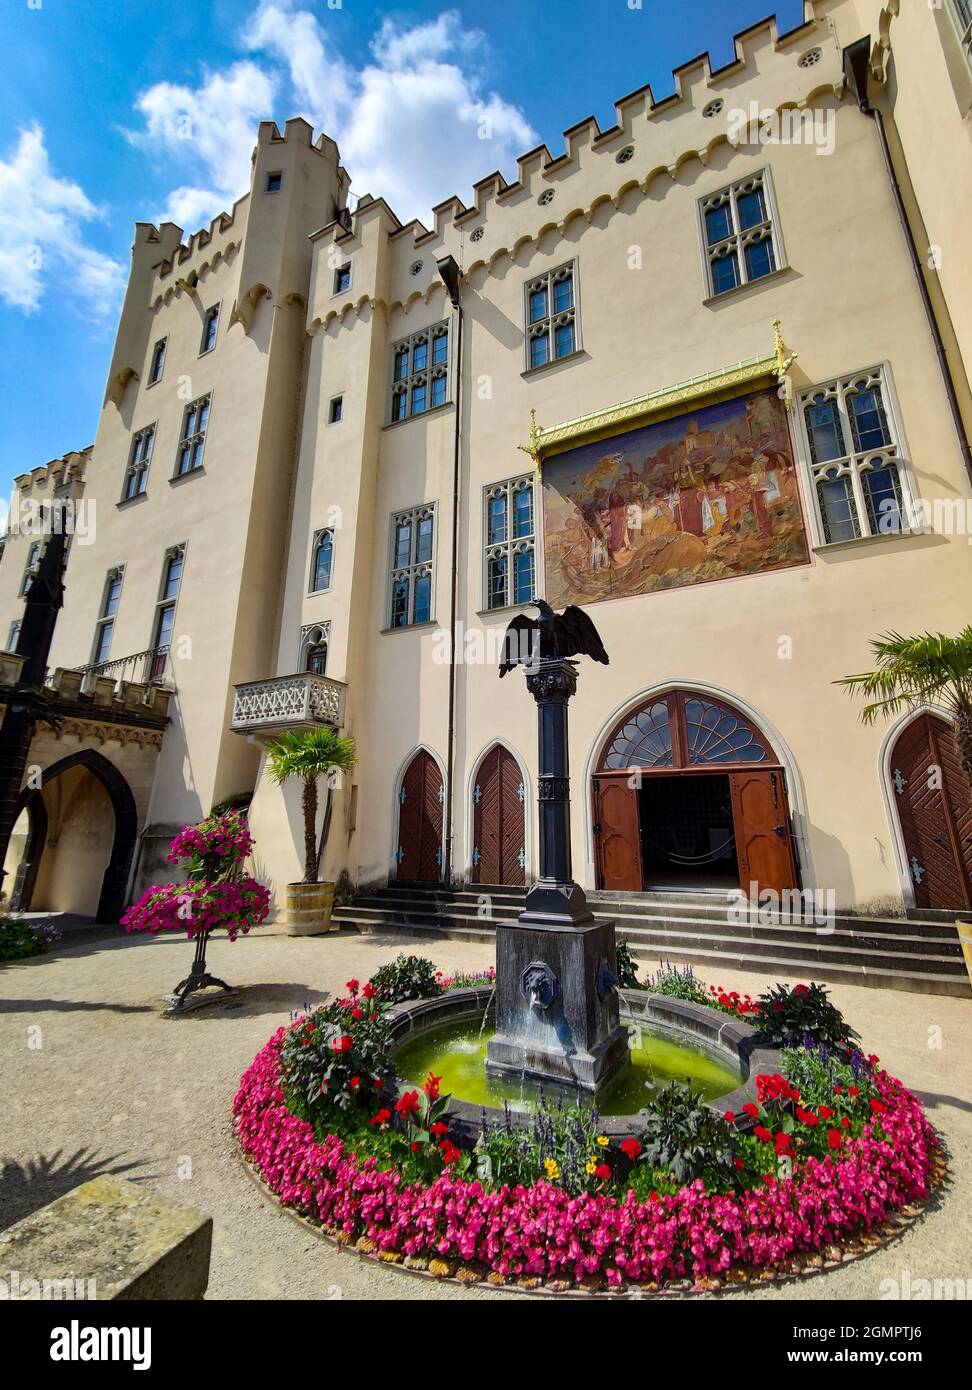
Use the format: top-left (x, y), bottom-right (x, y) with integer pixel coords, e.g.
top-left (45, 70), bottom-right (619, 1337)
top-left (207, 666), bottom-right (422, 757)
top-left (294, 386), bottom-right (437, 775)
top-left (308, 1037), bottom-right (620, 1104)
top-left (524, 658), bottom-right (578, 705)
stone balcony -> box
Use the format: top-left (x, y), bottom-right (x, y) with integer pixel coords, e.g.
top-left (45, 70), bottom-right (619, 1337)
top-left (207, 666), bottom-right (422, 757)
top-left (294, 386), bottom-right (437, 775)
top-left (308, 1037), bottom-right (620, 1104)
top-left (230, 671), bottom-right (347, 737)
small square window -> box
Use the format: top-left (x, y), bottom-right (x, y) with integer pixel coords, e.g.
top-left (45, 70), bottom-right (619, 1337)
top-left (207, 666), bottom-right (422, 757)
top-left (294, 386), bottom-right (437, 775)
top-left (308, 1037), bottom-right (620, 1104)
top-left (334, 263), bottom-right (351, 295)
top-left (265, 171), bottom-right (283, 193)
top-left (329, 395), bottom-right (343, 424)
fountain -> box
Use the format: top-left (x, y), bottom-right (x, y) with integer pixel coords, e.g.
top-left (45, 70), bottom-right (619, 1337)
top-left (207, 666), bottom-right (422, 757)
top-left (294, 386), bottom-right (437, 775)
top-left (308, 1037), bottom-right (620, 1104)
top-left (384, 602), bottom-right (761, 1124)
top-left (486, 627), bottom-right (630, 1093)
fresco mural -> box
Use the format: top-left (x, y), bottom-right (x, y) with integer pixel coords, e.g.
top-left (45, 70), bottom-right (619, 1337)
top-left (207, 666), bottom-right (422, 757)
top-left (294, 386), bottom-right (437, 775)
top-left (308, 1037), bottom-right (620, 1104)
top-left (541, 387), bottom-right (810, 606)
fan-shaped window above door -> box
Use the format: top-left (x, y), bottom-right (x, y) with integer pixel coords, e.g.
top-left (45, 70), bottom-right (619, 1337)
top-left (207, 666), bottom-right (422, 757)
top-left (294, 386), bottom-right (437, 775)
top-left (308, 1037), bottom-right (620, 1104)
top-left (598, 689), bottom-right (773, 771)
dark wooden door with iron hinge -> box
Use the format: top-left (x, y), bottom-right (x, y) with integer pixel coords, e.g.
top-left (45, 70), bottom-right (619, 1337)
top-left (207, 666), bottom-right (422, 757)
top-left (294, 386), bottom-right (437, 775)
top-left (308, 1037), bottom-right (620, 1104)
top-left (729, 768), bottom-right (798, 899)
top-left (890, 713), bottom-right (972, 911)
top-left (472, 745), bottom-right (526, 885)
top-left (396, 750), bottom-right (443, 882)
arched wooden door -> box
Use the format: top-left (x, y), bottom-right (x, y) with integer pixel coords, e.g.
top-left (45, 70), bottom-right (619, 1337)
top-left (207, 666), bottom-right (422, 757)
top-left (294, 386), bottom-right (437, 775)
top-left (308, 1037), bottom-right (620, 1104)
top-left (396, 750), bottom-right (443, 882)
top-left (592, 689), bottom-right (798, 898)
top-left (889, 713), bottom-right (972, 910)
top-left (471, 745), bottom-right (526, 885)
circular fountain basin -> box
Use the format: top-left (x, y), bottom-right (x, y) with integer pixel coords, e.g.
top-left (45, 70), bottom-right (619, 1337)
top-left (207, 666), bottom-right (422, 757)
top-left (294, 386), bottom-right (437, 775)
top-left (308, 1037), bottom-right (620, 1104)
top-left (385, 987), bottom-right (782, 1140)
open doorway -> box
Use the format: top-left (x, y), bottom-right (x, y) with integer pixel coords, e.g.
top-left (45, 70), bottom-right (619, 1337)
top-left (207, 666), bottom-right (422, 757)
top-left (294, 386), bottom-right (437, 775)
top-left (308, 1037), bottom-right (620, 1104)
top-left (639, 773), bottom-right (738, 889)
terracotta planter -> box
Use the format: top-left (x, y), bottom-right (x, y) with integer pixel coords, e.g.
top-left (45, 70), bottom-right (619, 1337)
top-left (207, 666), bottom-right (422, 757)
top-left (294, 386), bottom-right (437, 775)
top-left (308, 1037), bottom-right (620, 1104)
top-left (284, 881), bottom-right (336, 936)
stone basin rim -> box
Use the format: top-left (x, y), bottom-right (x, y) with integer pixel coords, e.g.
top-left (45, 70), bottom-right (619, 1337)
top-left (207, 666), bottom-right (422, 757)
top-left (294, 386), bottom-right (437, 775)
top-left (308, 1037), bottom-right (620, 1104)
top-left (385, 986), bottom-right (783, 1140)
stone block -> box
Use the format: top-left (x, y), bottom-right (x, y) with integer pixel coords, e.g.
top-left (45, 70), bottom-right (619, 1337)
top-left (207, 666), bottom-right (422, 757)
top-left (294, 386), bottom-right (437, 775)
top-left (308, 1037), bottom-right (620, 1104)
top-left (0, 1176), bottom-right (212, 1300)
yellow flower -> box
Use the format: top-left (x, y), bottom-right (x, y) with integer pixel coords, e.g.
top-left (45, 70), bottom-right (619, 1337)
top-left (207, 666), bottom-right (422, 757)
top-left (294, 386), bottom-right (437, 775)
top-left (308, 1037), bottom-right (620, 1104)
top-left (585, 1158), bottom-right (597, 1175)
top-left (597, 1135), bottom-right (609, 1147)
top-left (544, 1158), bottom-right (560, 1181)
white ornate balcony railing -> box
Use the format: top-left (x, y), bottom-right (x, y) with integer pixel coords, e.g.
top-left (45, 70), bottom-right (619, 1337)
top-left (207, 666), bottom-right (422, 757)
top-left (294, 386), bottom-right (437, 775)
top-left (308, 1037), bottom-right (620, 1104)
top-left (230, 671), bottom-right (347, 735)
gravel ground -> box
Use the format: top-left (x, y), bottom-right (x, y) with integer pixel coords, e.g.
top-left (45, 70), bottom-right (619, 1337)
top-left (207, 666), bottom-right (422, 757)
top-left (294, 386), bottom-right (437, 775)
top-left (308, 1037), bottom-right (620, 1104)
top-left (0, 925), bottom-right (969, 1302)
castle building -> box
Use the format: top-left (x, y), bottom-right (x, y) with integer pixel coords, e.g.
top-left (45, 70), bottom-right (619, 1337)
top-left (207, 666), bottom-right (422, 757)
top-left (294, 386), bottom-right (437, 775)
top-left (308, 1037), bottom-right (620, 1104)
top-left (2, 1), bottom-right (972, 978)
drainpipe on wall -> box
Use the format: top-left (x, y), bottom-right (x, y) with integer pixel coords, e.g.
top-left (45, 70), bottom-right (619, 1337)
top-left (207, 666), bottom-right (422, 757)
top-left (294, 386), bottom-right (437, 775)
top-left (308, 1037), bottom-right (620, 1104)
top-left (436, 254), bottom-right (463, 886)
top-left (843, 37), bottom-right (972, 491)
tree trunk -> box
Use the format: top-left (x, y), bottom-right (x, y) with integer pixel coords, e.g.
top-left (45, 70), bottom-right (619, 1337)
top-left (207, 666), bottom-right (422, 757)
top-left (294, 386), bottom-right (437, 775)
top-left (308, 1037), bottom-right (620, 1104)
top-left (955, 702), bottom-right (972, 790)
top-left (302, 776), bottom-right (318, 883)
top-left (314, 784), bottom-right (334, 884)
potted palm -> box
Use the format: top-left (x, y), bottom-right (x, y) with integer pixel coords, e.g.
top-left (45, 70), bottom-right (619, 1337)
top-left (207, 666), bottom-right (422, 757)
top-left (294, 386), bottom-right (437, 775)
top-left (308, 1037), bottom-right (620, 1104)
top-left (837, 627), bottom-right (972, 787)
top-left (265, 727), bottom-right (357, 935)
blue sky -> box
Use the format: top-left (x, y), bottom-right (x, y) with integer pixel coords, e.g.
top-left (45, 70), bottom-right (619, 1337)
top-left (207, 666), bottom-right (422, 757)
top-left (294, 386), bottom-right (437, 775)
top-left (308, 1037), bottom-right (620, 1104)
top-left (0, 0), bottom-right (806, 499)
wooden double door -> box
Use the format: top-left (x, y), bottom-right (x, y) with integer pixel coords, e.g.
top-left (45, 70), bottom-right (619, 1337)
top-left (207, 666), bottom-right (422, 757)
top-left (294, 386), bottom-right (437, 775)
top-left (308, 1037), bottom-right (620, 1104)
top-left (592, 689), bottom-right (798, 899)
top-left (890, 713), bottom-right (972, 910)
top-left (471, 745), bottom-right (526, 886)
top-left (396, 750), bottom-right (443, 881)
top-left (593, 767), bottom-right (798, 898)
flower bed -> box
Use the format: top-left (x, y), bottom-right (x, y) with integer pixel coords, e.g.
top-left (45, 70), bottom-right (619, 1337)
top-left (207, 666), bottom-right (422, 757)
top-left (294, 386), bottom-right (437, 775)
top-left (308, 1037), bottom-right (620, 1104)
top-left (234, 1021), bottom-right (941, 1292)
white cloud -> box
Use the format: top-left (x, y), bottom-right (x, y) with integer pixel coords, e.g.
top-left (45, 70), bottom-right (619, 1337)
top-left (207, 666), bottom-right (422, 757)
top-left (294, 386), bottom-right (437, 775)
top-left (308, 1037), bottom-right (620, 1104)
top-left (131, 1), bottom-right (536, 232)
top-left (130, 61), bottom-right (277, 227)
top-left (0, 124), bottom-right (125, 317)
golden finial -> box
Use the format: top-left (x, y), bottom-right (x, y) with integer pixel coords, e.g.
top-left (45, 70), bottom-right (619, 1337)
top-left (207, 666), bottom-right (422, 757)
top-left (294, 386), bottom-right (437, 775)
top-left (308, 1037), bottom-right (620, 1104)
top-left (517, 407), bottom-right (544, 466)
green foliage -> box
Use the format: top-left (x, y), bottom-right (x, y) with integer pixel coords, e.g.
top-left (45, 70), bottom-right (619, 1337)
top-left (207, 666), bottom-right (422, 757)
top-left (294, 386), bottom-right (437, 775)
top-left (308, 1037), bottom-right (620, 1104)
top-left (367, 953), bottom-right (443, 1005)
top-left (837, 627), bottom-right (972, 725)
top-left (264, 727), bottom-right (358, 787)
top-left (281, 997), bottom-right (392, 1119)
top-left (643, 961), bottom-right (708, 1004)
top-left (0, 917), bottom-right (57, 962)
top-left (636, 1080), bottom-right (738, 1188)
top-left (752, 982), bottom-right (857, 1048)
top-left (614, 939), bottom-right (643, 990)
top-left (779, 1044), bottom-right (875, 1109)
top-left (475, 1095), bottom-right (610, 1195)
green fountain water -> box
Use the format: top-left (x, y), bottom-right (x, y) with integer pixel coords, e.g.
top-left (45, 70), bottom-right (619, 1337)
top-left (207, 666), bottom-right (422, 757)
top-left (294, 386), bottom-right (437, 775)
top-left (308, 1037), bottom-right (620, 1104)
top-left (395, 1018), bottom-right (741, 1116)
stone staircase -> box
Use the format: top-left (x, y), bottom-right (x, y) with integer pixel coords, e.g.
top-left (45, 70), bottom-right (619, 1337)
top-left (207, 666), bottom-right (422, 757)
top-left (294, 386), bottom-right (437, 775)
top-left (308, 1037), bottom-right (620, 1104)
top-left (331, 884), bottom-right (971, 998)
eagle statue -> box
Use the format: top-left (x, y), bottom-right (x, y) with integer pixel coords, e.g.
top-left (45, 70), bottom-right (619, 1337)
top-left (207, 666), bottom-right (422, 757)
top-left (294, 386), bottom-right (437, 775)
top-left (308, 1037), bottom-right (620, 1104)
top-left (498, 599), bottom-right (609, 677)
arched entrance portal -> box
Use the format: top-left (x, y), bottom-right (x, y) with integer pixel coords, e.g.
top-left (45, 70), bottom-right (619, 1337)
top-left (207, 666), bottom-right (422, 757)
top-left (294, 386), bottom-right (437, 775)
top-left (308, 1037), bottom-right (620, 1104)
top-left (592, 688), bottom-right (799, 897)
top-left (471, 744), bottom-right (526, 886)
top-left (395, 749), bottom-right (444, 882)
top-left (887, 712), bottom-right (972, 910)
top-left (9, 749), bottom-right (138, 922)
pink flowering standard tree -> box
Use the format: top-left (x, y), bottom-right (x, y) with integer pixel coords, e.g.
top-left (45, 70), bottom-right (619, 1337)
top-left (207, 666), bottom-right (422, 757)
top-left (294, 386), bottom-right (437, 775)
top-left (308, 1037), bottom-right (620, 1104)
top-left (122, 809), bottom-right (270, 1011)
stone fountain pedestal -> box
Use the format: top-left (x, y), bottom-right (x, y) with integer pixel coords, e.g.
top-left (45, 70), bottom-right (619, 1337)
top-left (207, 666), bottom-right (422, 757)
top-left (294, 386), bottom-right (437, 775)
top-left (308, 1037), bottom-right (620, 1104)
top-left (486, 657), bottom-right (630, 1094)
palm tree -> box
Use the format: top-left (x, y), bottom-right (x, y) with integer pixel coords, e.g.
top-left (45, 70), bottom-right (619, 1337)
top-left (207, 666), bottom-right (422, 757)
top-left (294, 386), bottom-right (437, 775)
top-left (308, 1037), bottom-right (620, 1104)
top-left (265, 727), bottom-right (357, 883)
top-left (837, 627), bottom-right (972, 786)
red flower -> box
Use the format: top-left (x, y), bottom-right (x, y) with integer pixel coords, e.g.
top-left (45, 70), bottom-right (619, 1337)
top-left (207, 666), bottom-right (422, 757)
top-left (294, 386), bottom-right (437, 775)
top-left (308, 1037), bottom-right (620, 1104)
top-left (848, 1086), bottom-right (859, 1097)
top-left (332, 1034), bottom-right (353, 1054)
top-left (827, 1127), bottom-right (843, 1150)
top-left (439, 1140), bottom-right (462, 1165)
top-left (742, 1102), bottom-right (760, 1118)
top-left (772, 1002), bottom-right (784, 1013)
top-left (370, 1108), bottom-right (391, 1127)
top-left (395, 1090), bottom-right (420, 1118)
top-left (834, 1084), bottom-right (843, 1095)
top-left (754, 1126), bottom-right (772, 1144)
top-left (818, 1105), bottom-right (834, 1120)
top-left (349, 1076), bottom-right (360, 1089)
top-left (796, 1107), bottom-right (819, 1127)
top-left (841, 1116), bottom-right (851, 1129)
top-left (594, 1164), bottom-right (611, 1182)
top-left (346, 978), bottom-right (360, 997)
top-left (793, 984), bottom-right (809, 996)
top-left (429, 1121), bottom-right (449, 1139)
top-left (869, 1099), bottom-right (886, 1114)
top-left (362, 982), bottom-right (378, 999)
top-left (774, 1132), bottom-right (794, 1156)
top-left (410, 1141), bottom-right (420, 1153)
top-left (620, 1138), bottom-right (641, 1161)
top-left (352, 1007), bottom-right (364, 1021)
top-left (733, 1156), bottom-right (744, 1170)
top-left (423, 1071), bottom-right (442, 1101)
top-left (723, 1111), bottom-right (735, 1123)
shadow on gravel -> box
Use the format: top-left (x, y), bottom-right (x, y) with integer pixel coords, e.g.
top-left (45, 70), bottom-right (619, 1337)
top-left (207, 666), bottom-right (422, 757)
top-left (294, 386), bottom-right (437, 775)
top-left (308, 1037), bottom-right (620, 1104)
top-left (0, 997), bottom-right (156, 1015)
top-left (165, 983), bottom-right (332, 1020)
top-left (914, 1089), bottom-right (972, 1117)
top-left (0, 1147), bottom-right (154, 1232)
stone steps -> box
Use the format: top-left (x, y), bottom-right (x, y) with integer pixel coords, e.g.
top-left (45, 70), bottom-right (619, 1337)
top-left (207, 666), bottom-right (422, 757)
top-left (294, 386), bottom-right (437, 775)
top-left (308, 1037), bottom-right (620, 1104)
top-left (331, 884), bottom-right (971, 998)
